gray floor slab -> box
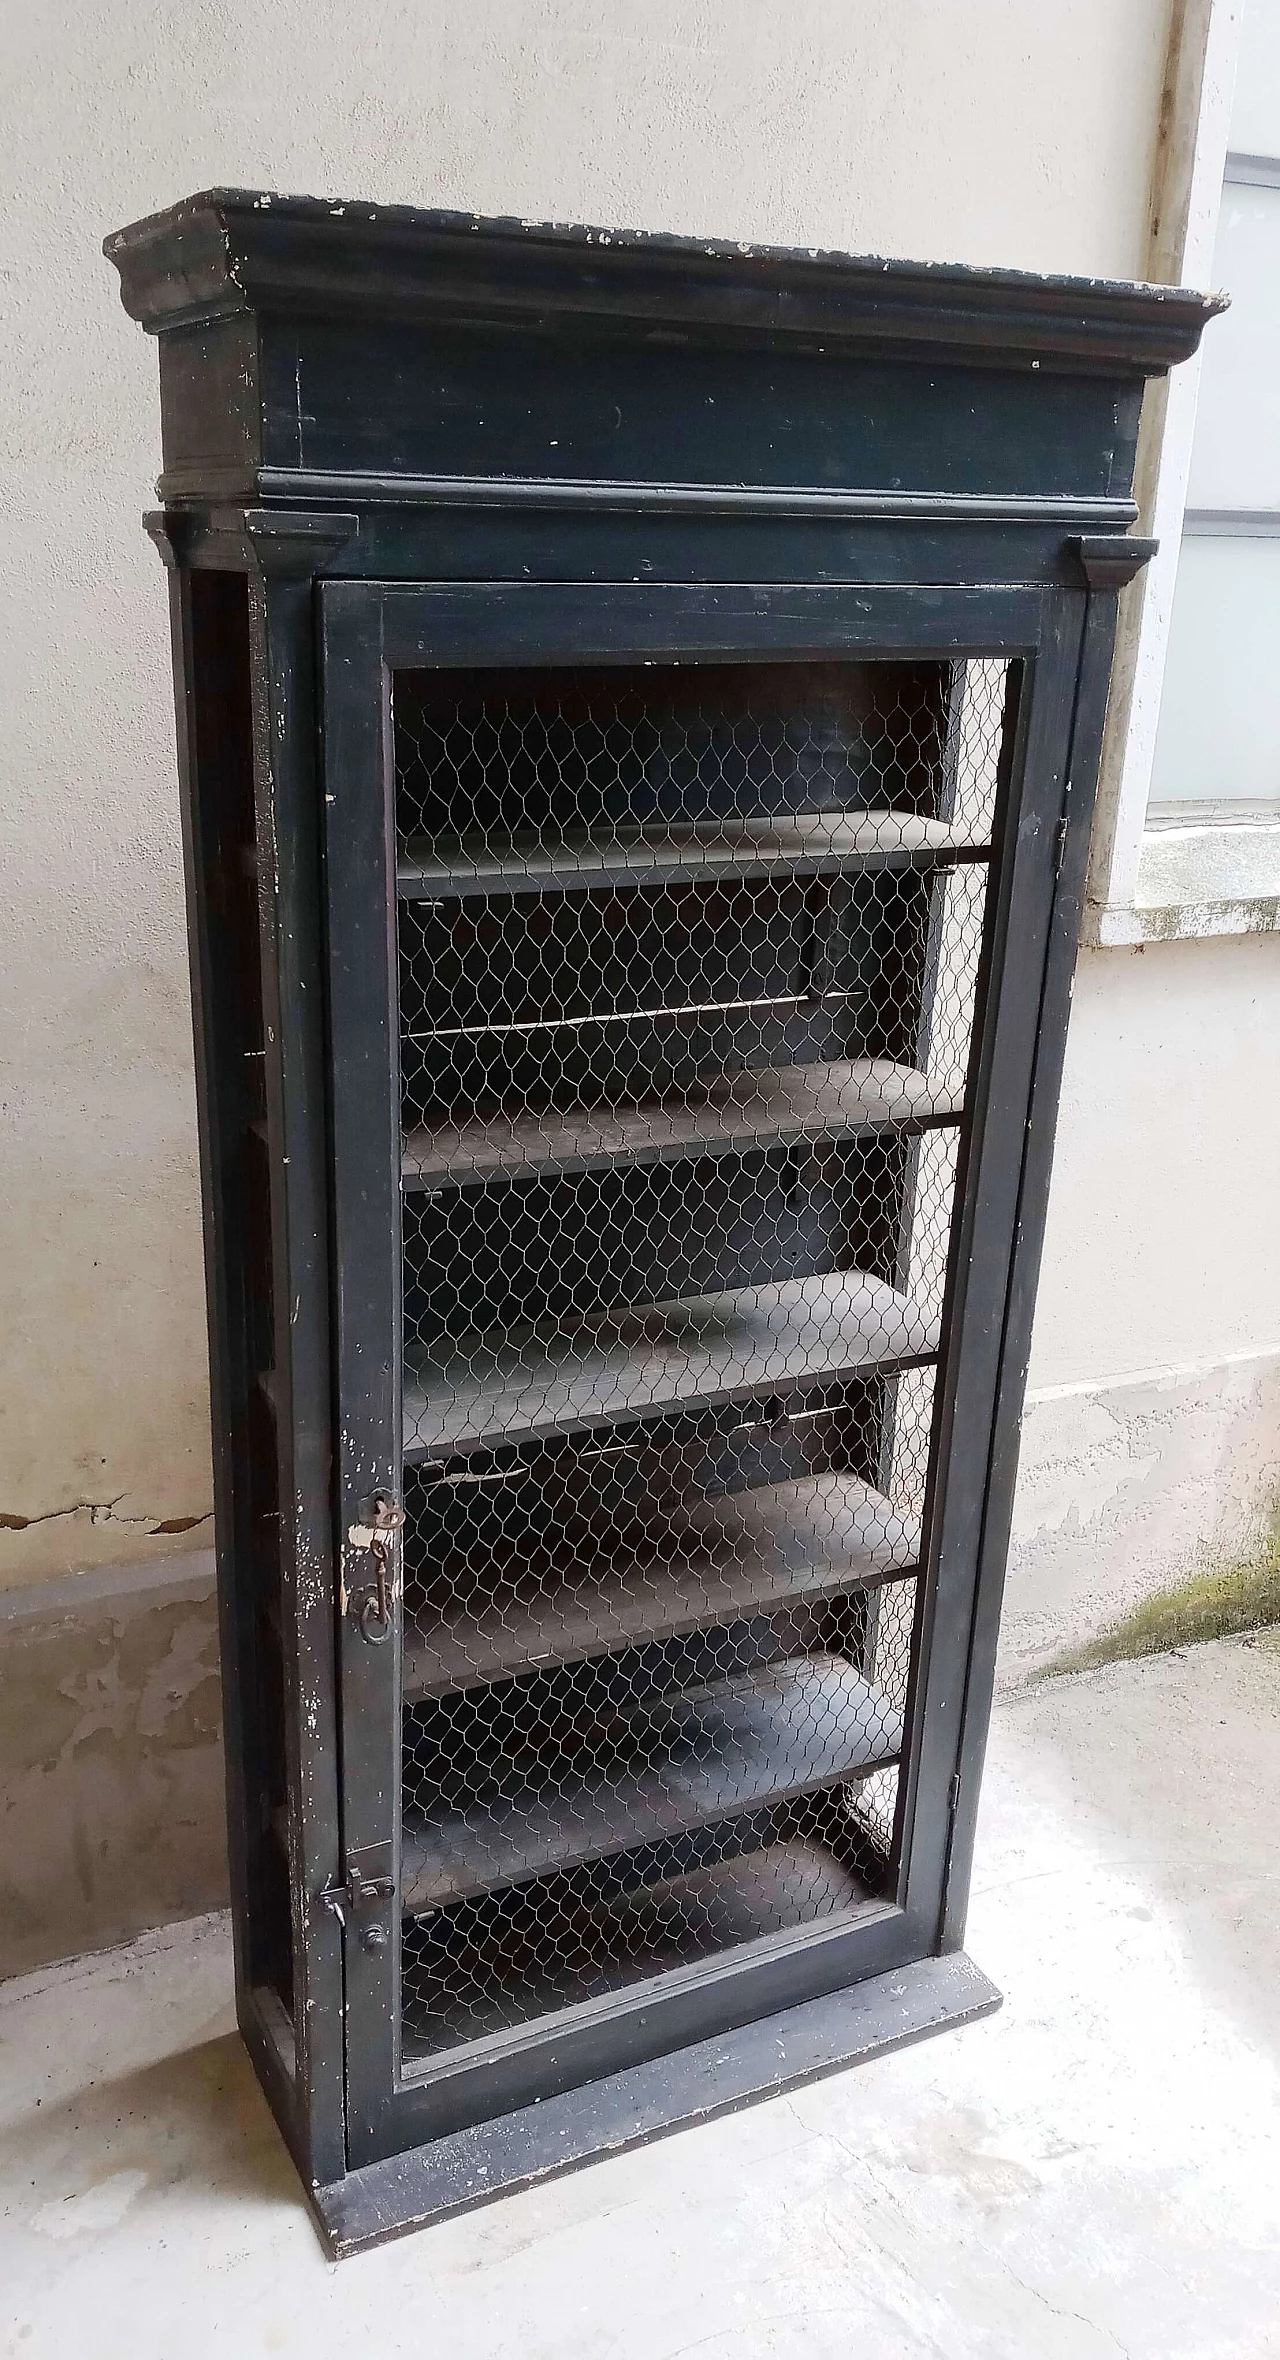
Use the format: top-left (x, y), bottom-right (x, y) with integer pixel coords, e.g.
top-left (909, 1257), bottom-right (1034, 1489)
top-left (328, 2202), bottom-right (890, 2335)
top-left (3, 1632), bottom-right (1279, 2358)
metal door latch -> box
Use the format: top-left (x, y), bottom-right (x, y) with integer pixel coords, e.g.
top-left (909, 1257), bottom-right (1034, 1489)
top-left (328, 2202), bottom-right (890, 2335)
top-left (347, 1490), bottom-right (405, 1645)
top-left (319, 1863), bottom-right (396, 1950)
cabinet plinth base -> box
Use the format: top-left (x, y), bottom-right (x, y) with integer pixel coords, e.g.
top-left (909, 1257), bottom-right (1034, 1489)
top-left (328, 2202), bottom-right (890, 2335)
top-left (308, 1950), bottom-right (1000, 2258)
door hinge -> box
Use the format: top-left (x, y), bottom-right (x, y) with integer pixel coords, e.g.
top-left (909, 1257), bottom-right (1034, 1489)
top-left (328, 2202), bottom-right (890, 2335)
top-left (1054, 813), bottom-right (1069, 877)
top-left (948, 1770), bottom-right (962, 1818)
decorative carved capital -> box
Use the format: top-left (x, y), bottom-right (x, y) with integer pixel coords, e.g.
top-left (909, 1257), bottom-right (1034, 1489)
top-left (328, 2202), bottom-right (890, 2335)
top-left (1070, 533), bottom-right (1159, 591)
top-left (243, 508), bottom-right (359, 577)
top-left (143, 509), bottom-right (195, 569)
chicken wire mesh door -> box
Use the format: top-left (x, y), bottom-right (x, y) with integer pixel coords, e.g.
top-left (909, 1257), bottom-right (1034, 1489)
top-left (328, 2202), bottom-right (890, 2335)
top-left (394, 658), bottom-right (1000, 2056)
top-left (323, 580), bottom-right (1043, 2166)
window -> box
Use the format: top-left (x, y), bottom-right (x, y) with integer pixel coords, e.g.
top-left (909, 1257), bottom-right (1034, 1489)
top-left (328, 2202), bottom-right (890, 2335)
top-left (1150, 4), bottom-right (1280, 813)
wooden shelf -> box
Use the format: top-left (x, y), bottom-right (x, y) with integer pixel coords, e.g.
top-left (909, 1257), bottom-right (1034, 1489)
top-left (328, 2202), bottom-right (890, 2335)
top-left (402, 1059), bottom-right (963, 1193)
top-left (398, 812), bottom-right (990, 900)
top-left (400, 1651), bottom-right (902, 1913)
top-left (591, 1836), bottom-right (872, 1953)
top-left (400, 1837), bottom-right (873, 2060)
top-left (403, 1269), bottom-right (939, 1461)
top-left (402, 1472), bottom-right (918, 1700)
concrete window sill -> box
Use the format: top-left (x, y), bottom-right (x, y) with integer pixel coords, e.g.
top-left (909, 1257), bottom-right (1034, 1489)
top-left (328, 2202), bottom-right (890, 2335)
top-left (1095, 802), bottom-right (1280, 944)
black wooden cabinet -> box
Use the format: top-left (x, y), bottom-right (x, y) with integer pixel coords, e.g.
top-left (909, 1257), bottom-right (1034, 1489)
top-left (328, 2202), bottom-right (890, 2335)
top-left (107, 194), bottom-right (1218, 2253)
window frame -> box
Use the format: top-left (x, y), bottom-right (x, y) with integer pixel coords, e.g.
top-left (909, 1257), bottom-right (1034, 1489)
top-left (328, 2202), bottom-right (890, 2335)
top-left (1086, 0), bottom-right (1280, 945)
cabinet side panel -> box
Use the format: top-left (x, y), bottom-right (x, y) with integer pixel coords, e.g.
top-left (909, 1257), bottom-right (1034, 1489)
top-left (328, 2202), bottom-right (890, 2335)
top-left (184, 569), bottom-right (296, 2032)
top-left (249, 563), bottom-right (348, 2188)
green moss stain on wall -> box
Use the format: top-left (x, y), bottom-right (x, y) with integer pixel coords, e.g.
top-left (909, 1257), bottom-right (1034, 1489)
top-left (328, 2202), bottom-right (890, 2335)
top-left (1042, 1494), bottom-right (1280, 1679)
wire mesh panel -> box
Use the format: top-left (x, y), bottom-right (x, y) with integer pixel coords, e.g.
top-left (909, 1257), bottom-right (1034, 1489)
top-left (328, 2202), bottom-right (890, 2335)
top-left (390, 655), bottom-right (1011, 2066)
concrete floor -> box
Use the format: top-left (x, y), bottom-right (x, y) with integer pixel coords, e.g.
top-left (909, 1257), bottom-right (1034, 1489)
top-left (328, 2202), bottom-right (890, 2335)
top-left (3, 1634), bottom-right (1280, 2359)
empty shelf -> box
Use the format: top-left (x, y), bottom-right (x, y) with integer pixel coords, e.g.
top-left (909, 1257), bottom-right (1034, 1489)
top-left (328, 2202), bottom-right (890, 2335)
top-left (400, 1837), bottom-right (873, 2059)
top-left (398, 812), bottom-right (990, 899)
top-left (402, 1269), bottom-right (940, 1460)
top-left (602, 1836), bottom-right (872, 1954)
top-left (402, 1059), bottom-right (964, 1192)
top-left (400, 1652), bottom-right (902, 1912)
top-left (402, 1472), bottom-right (919, 1700)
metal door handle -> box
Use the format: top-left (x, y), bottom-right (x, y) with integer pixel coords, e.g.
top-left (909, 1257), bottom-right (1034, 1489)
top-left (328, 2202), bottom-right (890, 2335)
top-left (348, 1491), bottom-right (405, 1644)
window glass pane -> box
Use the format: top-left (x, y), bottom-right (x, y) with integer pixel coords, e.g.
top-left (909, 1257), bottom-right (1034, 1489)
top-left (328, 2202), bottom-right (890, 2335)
top-left (1186, 185), bottom-right (1280, 509)
top-left (1228, 0), bottom-right (1280, 158)
top-left (1150, 535), bottom-right (1280, 802)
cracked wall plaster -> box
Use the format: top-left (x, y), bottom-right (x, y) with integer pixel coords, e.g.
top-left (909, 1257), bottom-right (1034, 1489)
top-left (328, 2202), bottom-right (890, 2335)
top-left (0, 1501), bottom-right (211, 1539)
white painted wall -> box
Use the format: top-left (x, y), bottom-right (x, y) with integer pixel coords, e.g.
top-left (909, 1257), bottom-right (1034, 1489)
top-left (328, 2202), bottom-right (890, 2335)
top-left (5, 0), bottom-right (1272, 1611)
top-left (1000, 934), bottom-right (1280, 1679)
top-left (1032, 938), bottom-right (1280, 1388)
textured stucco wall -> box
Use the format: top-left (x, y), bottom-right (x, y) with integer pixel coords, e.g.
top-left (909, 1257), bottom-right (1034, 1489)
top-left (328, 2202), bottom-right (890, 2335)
top-left (1032, 936), bottom-right (1280, 1389)
top-left (0, 1555), bottom-right (226, 1979)
top-left (1002, 1347), bottom-right (1280, 1683)
top-left (1000, 932), bottom-right (1280, 1679)
top-left (0, 0), bottom-right (1185, 1588)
